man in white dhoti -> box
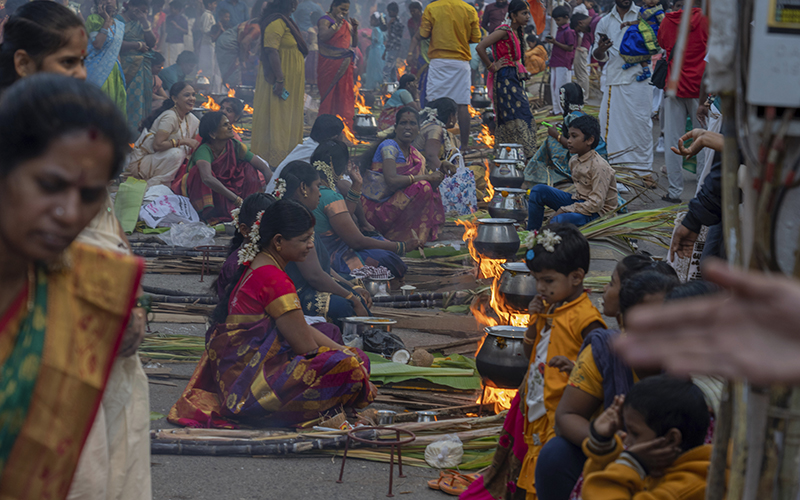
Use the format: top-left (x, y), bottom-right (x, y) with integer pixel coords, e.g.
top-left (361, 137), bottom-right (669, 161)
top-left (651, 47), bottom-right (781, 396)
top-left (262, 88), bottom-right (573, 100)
top-left (593, 0), bottom-right (654, 177)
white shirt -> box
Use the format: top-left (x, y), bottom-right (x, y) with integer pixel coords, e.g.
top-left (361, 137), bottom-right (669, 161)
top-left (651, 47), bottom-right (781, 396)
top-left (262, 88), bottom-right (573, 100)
top-left (265, 138), bottom-right (319, 193)
top-left (594, 5), bottom-right (641, 86)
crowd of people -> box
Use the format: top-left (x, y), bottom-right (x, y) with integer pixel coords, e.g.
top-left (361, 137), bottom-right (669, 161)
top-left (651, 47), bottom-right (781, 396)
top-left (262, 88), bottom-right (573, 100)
top-left (0, 0), bottom-right (787, 499)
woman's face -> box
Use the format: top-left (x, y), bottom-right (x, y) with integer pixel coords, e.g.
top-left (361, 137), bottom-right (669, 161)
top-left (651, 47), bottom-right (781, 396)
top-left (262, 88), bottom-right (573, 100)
top-left (602, 267), bottom-right (622, 317)
top-left (23, 27), bottom-right (88, 81)
top-left (221, 102), bottom-right (240, 125)
top-left (277, 228), bottom-right (315, 262)
top-left (0, 131), bottom-right (113, 263)
top-left (395, 111), bottom-right (419, 144)
top-left (173, 85), bottom-right (197, 113)
top-left (213, 115), bottom-right (235, 141)
top-left (510, 7), bottom-right (531, 25)
top-left (332, 2), bottom-right (349, 20)
top-left (295, 178), bottom-right (322, 211)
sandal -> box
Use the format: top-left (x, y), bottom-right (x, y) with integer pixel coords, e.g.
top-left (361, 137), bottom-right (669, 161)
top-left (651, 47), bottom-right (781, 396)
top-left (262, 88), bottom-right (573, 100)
top-left (427, 470), bottom-right (480, 492)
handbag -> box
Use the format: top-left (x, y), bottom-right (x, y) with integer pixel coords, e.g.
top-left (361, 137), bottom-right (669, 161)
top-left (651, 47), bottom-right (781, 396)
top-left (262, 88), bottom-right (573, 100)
top-left (650, 49), bottom-right (672, 90)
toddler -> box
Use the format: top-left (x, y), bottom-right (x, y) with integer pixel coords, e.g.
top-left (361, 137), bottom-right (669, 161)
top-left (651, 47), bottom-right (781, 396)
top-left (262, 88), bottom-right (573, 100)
top-left (619, 0), bottom-right (666, 81)
top-left (582, 375), bottom-right (712, 499)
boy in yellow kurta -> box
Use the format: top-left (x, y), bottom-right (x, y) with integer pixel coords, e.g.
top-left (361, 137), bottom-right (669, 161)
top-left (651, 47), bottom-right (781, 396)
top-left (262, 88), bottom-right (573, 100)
top-left (582, 376), bottom-right (712, 500)
top-left (517, 223), bottom-right (606, 499)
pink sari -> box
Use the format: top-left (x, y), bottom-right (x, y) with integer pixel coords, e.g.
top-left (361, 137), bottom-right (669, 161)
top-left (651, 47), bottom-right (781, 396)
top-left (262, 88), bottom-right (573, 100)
top-left (361, 139), bottom-right (445, 243)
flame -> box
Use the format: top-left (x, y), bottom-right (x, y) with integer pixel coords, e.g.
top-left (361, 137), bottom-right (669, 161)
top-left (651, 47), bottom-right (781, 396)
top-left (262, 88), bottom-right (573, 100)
top-left (354, 76), bottom-right (372, 115)
top-left (477, 124), bottom-right (495, 148)
top-left (468, 105), bottom-right (481, 118)
top-left (200, 94), bottom-right (220, 111)
top-left (483, 159), bottom-right (494, 202)
top-left (337, 114), bottom-right (368, 145)
top-left (243, 104), bottom-right (254, 114)
top-left (232, 124), bottom-right (245, 134)
top-left (481, 387), bottom-right (518, 413)
top-left (397, 63), bottom-right (407, 78)
top-left (226, 84), bottom-right (235, 98)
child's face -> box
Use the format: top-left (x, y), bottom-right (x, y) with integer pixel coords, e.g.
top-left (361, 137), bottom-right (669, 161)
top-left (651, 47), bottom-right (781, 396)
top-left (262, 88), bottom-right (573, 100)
top-left (567, 127), bottom-right (594, 156)
top-left (532, 268), bottom-right (583, 304)
top-left (602, 267), bottom-right (622, 317)
top-left (410, 6), bottom-right (422, 19)
top-left (622, 406), bottom-right (658, 448)
top-left (388, 6), bottom-right (398, 16)
top-left (554, 15), bottom-right (569, 27)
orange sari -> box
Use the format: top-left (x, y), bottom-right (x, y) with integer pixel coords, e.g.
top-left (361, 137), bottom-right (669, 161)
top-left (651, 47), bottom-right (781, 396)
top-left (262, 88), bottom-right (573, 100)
top-left (317, 16), bottom-right (355, 130)
top-left (0, 243), bottom-right (143, 500)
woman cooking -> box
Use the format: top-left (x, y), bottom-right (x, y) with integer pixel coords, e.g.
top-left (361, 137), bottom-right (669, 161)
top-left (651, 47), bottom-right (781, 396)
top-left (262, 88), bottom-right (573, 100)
top-left (250, 0), bottom-right (308, 167)
top-left (378, 73), bottom-right (420, 131)
top-left (361, 106), bottom-right (445, 244)
top-left (311, 140), bottom-right (412, 279)
top-left (317, 0), bottom-right (358, 130)
top-left (172, 111), bottom-right (272, 223)
top-left (127, 81), bottom-right (200, 188)
top-left (169, 199), bottom-right (375, 428)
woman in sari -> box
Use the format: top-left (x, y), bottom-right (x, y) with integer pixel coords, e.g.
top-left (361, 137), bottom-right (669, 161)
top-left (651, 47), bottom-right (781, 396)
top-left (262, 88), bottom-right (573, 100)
top-left (476, 0), bottom-right (537, 160)
top-left (172, 112), bottom-right (271, 224)
top-left (250, 0), bottom-right (308, 167)
top-left (311, 140), bottom-right (412, 279)
top-left (317, 0), bottom-right (358, 130)
top-left (362, 107), bottom-right (445, 244)
top-left (0, 74), bottom-right (142, 500)
top-left (524, 83), bottom-right (607, 186)
top-left (170, 199), bottom-right (375, 428)
top-left (85, 0), bottom-right (128, 116)
top-left (116, 0), bottom-right (157, 132)
top-left (127, 81), bottom-right (200, 188)
top-left (378, 73), bottom-right (420, 131)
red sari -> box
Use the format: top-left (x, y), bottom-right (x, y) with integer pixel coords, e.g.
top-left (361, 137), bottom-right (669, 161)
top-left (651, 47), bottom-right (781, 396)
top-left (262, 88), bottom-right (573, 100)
top-left (317, 15), bottom-right (355, 130)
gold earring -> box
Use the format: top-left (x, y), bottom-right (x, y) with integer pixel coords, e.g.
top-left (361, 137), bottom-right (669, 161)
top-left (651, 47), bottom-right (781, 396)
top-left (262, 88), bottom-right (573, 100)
top-left (302, 190), bottom-right (308, 198)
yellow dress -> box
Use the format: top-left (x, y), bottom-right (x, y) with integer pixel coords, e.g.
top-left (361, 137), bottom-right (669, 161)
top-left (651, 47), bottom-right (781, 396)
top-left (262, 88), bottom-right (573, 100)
top-left (251, 19), bottom-right (305, 167)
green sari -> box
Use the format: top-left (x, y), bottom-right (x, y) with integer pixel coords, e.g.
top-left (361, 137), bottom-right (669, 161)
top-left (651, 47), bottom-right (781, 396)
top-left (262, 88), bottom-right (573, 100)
top-left (116, 14), bottom-right (153, 132)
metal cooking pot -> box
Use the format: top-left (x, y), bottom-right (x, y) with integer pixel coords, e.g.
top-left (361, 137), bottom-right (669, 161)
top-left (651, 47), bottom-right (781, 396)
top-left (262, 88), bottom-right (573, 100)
top-left (488, 188), bottom-right (528, 222)
top-left (341, 316), bottom-right (397, 343)
top-left (489, 159), bottom-right (525, 189)
top-left (475, 326), bottom-right (529, 389)
top-left (471, 86), bottom-right (491, 108)
top-left (497, 262), bottom-right (537, 314)
top-left (363, 276), bottom-right (392, 298)
top-left (497, 143), bottom-right (525, 162)
top-left (234, 85), bottom-right (255, 103)
top-left (473, 218), bottom-right (520, 260)
top-left (354, 113), bottom-right (378, 136)
top-left (383, 81), bottom-right (400, 94)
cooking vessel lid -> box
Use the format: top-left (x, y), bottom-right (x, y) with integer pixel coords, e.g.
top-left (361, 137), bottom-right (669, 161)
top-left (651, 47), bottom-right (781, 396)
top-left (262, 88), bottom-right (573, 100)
top-left (494, 188), bottom-right (527, 195)
top-left (477, 218), bottom-right (516, 224)
top-left (484, 325), bottom-right (527, 338)
top-left (501, 262), bottom-right (530, 273)
top-left (498, 143), bottom-right (522, 148)
top-left (493, 159), bottom-right (522, 164)
top-left (342, 316), bottom-right (397, 325)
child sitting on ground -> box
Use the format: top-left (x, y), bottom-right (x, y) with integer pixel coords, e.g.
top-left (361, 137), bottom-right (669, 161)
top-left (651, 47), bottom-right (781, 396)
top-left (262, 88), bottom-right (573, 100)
top-left (582, 375), bottom-right (712, 500)
top-left (619, 0), bottom-right (666, 81)
top-left (527, 114), bottom-right (618, 231)
top-left (516, 223), bottom-right (606, 498)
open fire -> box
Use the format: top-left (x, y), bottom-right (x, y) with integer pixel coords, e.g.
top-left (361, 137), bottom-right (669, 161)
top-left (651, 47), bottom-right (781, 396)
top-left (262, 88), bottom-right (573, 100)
top-left (337, 114), bottom-right (368, 145)
top-left (477, 124), bottom-right (495, 148)
top-left (482, 159), bottom-right (494, 203)
top-left (200, 95), bottom-right (220, 111)
top-left (354, 76), bottom-right (372, 115)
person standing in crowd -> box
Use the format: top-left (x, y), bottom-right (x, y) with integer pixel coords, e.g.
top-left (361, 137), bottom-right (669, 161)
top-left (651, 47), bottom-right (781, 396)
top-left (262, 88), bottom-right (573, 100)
top-left (163, 0), bottom-right (188, 65)
top-left (383, 2), bottom-right (403, 82)
top-left (117, 0), bottom-right (157, 131)
top-left (251, 0), bottom-right (308, 166)
top-left (158, 49), bottom-right (197, 91)
top-left (481, 0), bottom-right (508, 33)
top-left (317, 0), bottom-right (358, 130)
top-left (657, 0), bottom-right (708, 203)
top-left (85, 0), bottom-right (128, 117)
top-left (406, 1), bottom-right (423, 74)
top-left (476, 0), bottom-right (537, 159)
top-left (305, 12), bottom-right (320, 93)
top-left (571, 13), bottom-right (591, 99)
top-left (413, 0), bottom-right (480, 150)
top-left (197, 0), bottom-right (222, 93)
top-left (593, 0), bottom-right (655, 183)
top-left (215, 0), bottom-right (248, 26)
top-left (546, 6), bottom-right (575, 116)
top-left (364, 12), bottom-right (387, 90)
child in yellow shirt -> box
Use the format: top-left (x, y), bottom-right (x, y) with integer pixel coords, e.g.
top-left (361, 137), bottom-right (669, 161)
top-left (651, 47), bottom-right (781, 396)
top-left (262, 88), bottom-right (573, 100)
top-left (582, 376), bottom-right (712, 500)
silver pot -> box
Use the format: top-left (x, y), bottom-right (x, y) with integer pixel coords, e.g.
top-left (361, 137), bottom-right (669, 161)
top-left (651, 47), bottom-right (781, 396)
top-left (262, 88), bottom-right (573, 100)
top-left (497, 262), bottom-right (537, 313)
top-left (488, 188), bottom-right (528, 222)
top-left (417, 411), bottom-right (438, 423)
top-left (497, 143), bottom-right (526, 162)
top-left (471, 86), bottom-right (491, 108)
top-left (363, 277), bottom-right (392, 298)
top-left (473, 218), bottom-right (520, 260)
top-left (377, 410), bottom-right (396, 425)
top-left (383, 81), bottom-right (399, 93)
top-left (341, 316), bottom-right (397, 343)
top-left (354, 113), bottom-right (378, 136)
top-left (489, 159), bottom-right (525, 189)
top-left (475, 326), bottom-right (529, 389)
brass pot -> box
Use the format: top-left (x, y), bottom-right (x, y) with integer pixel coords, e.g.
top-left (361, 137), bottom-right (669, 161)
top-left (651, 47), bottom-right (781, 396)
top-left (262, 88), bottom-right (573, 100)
top-left (488, 188), bottom-right (528, 222)
top-left (473, 218), bottom-right (520, 260)
top-left (497, 262), bottom-right (537, 313)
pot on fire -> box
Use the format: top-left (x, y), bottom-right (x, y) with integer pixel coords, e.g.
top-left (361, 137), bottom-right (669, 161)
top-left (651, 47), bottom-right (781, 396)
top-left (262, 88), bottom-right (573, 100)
top-left (383, 81), bottom-right (400, 94)
top-left (475, 326), bottom-right (529, 389)
top-left (497, 262), bottom-right (537, 314)
top-left (472, 218), bottom-right (520, 260)
top-left (487, 188), bottom-right (528, 222)
top-left (496, 143), bottom-right (525, 162)
top-left (489, 159), bottom-right (525, 189)
top-left (354, 114), bottom-right (378, 136)
top-left (471, 86), bottom-right (491, 108)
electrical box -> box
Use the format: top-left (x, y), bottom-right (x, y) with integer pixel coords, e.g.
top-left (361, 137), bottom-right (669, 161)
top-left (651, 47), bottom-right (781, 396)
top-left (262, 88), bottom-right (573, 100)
top-left (747, 0), bottom-right (800, 108)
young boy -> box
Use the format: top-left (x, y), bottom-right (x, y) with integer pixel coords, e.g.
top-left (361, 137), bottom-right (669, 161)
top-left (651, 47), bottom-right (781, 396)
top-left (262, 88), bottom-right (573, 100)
top-left (570, 13), bottom-right (592, 99)
top-left (582, 375), bottom-right (712, 499)
top-left (515, 223), bottom-right (606, 497)
top-left (164, 0), bottom-right (189, 66)
top-left (527, 114), bottom-right (618, 230)
top-left (545, 6), bottom-right (575, 115)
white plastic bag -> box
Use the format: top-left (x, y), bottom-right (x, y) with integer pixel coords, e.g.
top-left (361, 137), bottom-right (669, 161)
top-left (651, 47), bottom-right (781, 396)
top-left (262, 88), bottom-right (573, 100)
top-left (139, 194), bottom-right (200, 228)
top-left (424, 434), bottom-right (464, 469)
top-left (158, 222), bottom-right (216, 247)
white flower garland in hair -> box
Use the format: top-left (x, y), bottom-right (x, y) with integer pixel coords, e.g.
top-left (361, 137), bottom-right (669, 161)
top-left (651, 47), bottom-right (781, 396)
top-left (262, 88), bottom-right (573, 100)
top-left (522, 229), bottom-right (562, 253)
top-left (237, 210), bottom-right (265, 266)
top-left (273, 178), bottom-right (287, 200)
top-left (230, 207), bottom-right (241, 227)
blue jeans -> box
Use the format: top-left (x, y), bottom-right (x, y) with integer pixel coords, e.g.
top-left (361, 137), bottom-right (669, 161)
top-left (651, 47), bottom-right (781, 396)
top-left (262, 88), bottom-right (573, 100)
top-left (535, 436), bottom-right (587, 500)
top-left (527, 184), bottom-right (599, 230)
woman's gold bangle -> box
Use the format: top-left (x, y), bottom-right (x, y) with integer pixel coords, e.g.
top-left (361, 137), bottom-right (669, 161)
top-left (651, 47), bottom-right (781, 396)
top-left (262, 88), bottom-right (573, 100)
top-left (408, 174), bottom-right (415, 184)
top-left (344, 292), bottom-right (355, 301)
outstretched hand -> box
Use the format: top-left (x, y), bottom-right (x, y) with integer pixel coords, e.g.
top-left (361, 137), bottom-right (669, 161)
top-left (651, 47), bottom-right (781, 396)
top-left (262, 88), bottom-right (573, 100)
top-left (670, 129), bottom-right (723, 158)
top-left (592, 394), bottom-right (624, 438)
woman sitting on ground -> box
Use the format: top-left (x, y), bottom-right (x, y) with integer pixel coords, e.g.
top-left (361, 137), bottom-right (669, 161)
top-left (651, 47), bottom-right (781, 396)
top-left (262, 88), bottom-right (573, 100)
top-left (127, 81), bottom-right (200, 188)
top-left (170, 199), bottom-right (375, 428)
top-left (377, 73), bottom-right (420, 131)
top-left (523, 82), bottom-right (606, 187)
top-left (362, 106), bottom-right (445, 244)
top-left (171, 111), bottom-right (271, 223)
top-left (279, 161), bottom-right (372, 321)
top-left (312, 140), bottom-right (413, 279)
